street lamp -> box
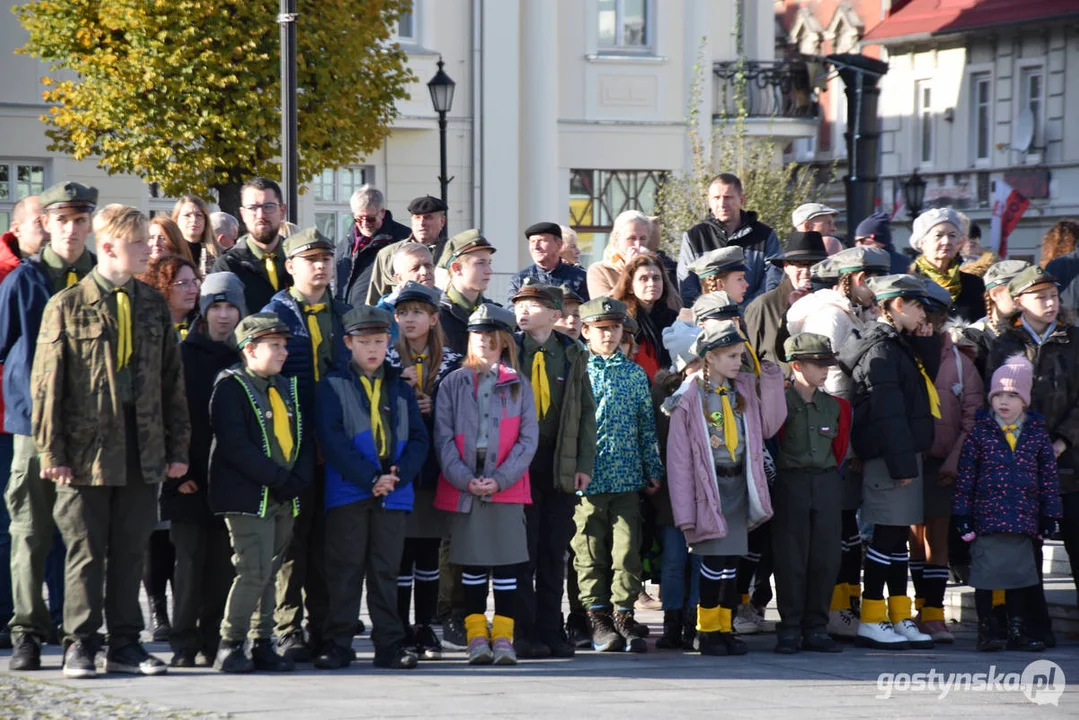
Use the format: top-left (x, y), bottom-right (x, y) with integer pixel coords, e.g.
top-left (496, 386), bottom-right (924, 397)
top-left (427, 56), bottom-right (456, 213)
top-left (903, 169), bottom-right (927, 220)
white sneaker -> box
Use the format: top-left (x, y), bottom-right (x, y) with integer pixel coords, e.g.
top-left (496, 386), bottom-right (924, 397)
top-left (733, 605), bottom-right (762, 635)
top-left (855, 620), bottom-right (909, 649)
top-left (892, 618), bottom-right (935, 649)
top-left (827, 608), bottom-right (859, 639)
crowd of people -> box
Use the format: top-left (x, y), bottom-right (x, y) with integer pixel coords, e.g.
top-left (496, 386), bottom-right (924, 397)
top-left (0, 171), bottom-right (1074, 680)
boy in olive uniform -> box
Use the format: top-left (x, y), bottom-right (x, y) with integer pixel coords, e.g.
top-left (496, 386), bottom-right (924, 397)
top-left (32, 204), bottom-right (190, 678)
top-left (209, 313), bottom-right (314, 673)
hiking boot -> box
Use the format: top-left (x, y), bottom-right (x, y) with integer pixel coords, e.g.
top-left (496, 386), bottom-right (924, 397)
top-left (275, 631), bottom-right (311, 663)
top-left (513, 637), bottom-right (551, 659)
top-left (976, 618), bottom-right (1004, 652)
top-left (892, 619), bottom-right (934, 649)
top-left (412, 624), bottom-right (443, 660)
top-left (214, 639), bottom-right (254, 673)
top-left (63, 640), bottom-right (98, 679)
top-left (491, 637), bottom-right (517, 665)
top-left (467, 636), bottom-right (493, 665)
top-left (313, 643), bottom-right (353, 670)
top-left (373, 642), bottom-right (418, 669)
top-left (150, 597), bottom-right (171, 643)
top-left (635, 591), bottom-right (662, 611)
top-left (9, 635), bottom-right (42, 671)
top-left (170, 650), bottom-right (197, 667)
top-left (105, 643), bottom-right (168, 676)
top-left (697, 631), bottom-right (726, 656)
top-left (614, 610), bottom-right (648, 653)
top-left (565, 612), bottom-right (591, 649)
top-left (827, 608), bottom-right (859, 640)
top-left (251, 638), bottom-right (295, 672)
top-left (774, 634), bottom-right (800, 654)
top-left (855, 620), bottom-right (909, 650)
top-left (543, 631), bottom-right (576, 658)
top-left (682, 610), bottom-right (698, 651)
top-left (655, 610), bottom-right (684, 650)
top-left (802, 632), bottom-right (841, 653)
top-left (1006, 618), bottom-right (1046, 652)
top-left (441, 614), bottom-right (467, 651)
top-left (587, 610), bottom-right (625, 653)
top-left (718, 632), bottom-right (749, 656)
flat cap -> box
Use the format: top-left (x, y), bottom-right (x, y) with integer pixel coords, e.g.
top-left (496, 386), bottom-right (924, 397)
top-left (687, 246), bottom-right (745, 278)
top-left (40, 181), bottom-right (98, 212)
top-left (234, 312), bottom-right (291, 349)
top-left (792, 203), bottom-right (838, 228)
top-left (524, 221), bottom-right (563, 240)
top-left (467, 303), bottom-right (516, 333)
top-left (922, 280), bottom-right (954, 312)
top-left (579, 296), bottom-right (627, 324)
top-left (342, 305), bottom-right (393, 334)
top-left (511, 277), bottom-right (562, 309)
top-left (395, 280), bottom-right (441, 308)
top-left (663, 321), bottom-right (702, 372)
top-left (866, 274), bottom-right (929, 302)
top-left (691, 320), bottom-right (745, 357)
top-left (784, 332), bottom-right (837, 365)
top-left (831, 246), bottom-right (892, 275)
top-left (283, 227), bottom-right (334, 258)
top-left (441, 229), bottom-right (495, 269)
top-left (407, 195), bottom-right (447, 215)
top-left (1007, 265), bottom-right (1058, 297)
top-left (984, 259), bottom-right (1031, 290)
top-left (691, 291), bottom-right (741, 323)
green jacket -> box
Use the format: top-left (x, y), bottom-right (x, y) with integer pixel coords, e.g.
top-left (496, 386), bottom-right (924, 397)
top-left (31, 274), bottom-right (191, 486)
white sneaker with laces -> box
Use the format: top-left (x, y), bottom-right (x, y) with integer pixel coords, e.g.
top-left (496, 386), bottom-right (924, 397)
top-left (892, 618), bottom-right (935, 648)
top-left (855, 620), bottom-right (909, 649)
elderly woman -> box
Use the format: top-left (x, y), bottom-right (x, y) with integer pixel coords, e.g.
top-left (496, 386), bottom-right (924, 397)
top-left (909, 207), bottom-right (985, 322)
top-left (149, 216), bottom-right (196, 265)
top-left (172, 194), bottom-right (222, 276)
top-left (588, 210), bottom-right (681, 311)
top-left (612, 254), bottom-right (681, 381)
top-left (559, 225), bottom-right (582, 266)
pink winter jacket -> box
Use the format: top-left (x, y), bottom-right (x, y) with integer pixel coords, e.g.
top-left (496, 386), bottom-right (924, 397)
top-left (663, 362), bottom-right (787, 545)
top-left (928, 331), bottom-right (984, 476)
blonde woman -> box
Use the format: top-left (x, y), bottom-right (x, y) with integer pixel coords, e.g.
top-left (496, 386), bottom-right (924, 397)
top-left (588, 211), bottom-right (680, 312)
top-left (172, 194), bottom-right (222, 276)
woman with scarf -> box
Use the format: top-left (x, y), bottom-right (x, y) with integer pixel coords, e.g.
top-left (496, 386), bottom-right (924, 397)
top-left (909, 207), bottom-right (985, 323)
top-left (613, 254), bottom-right (682, 381)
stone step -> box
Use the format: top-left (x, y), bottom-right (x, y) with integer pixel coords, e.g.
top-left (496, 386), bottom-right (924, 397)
top-left (1043, 540), bottom-right (1072, 577)
top-left (944, 575), bottom-right (1079, 633)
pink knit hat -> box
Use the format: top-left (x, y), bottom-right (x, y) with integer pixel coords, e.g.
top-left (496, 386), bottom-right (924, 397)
top-left (989, 354), bottom-right (1033, 406)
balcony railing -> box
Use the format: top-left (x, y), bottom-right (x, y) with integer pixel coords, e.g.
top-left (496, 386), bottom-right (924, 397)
top-left (713, 59), bottom-right (819, 121)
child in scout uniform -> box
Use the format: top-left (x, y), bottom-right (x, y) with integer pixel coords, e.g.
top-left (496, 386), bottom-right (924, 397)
top-left (163, 272), bottom-right (246, 668)
top-left (553, 284), bottom-right (585, 341)
top-left (663, 321), bottom-right (786, 656)
top-left (967, 260), bottom-right (1030, 372)
top-left (572, 296), bottom-right (662, 653)
top-left (691, 291), bottom-right (763, 379)
top-left (32, 204), bottom-right (190, 678)
top-left (208, 313), bottom-right (314, 673)
top-left (771, 333), bottom-right (851, 654)
top-left (314, 306), bottom-right (429, 670)
top-left (263, 227), bottom-right (350, 662)
top-left (687, 247), bottom-right (750, 305)
top-left (837, 275), bottom-right (938, 650)
top-left (954, 355), bottom-right (1061, 652)
top-left (1, 180), bottom-right (97, 672)
top-left (511, 279), bottom-right (597, 659)
top-left (433, 304), bottom-right (539, 666)
top-left (438, 229), bottom-right (497, 355)
top-left (387, 281), bottom-right (461, 661)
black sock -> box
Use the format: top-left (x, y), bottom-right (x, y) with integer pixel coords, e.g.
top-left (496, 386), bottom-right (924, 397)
top-left (923, 564), bottom-right (950, 610)
top-left (462, 568), bottom-right (489, 616)
top-left (909, 560), bottom-right (924, 601)
top-left (886, 551), bottom-right (909, 598)
top-left (975, 589), bottom-right (993, 621)
top-left (492, 566), bottom-right (516, 619)
top-left (839, 511), bottom-right (863, 586)
top-left (863, 546), bottom-right (891, 601)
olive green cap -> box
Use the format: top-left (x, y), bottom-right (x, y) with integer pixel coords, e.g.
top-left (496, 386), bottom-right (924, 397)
top-left (1008, 266), bottom-right (1058, 297)
top-left (691, 291), bottom-right (741, 323)
top-left (511, 277), bottom-right (562, 309)
top-left (866, 274), bottom-right (929, 302)
top-left (622, 314), bottom-right (640, 335)
top-left (557, 283), bottom-right (585, 305)
top-left (687, 246), bottom-right (745, 278)
top-left (467, 303), bottom-right (516, 333)
top-left (984, 259), bottom-right (1031, 290)
top-left (342, 306), bottom-right (392, 335)
top-left (440, 228), bottom-right (495, 269)
top-left (579, 296), bottom-right (627, 324)
top-left (283, 227), bottom-right (334, 258)
top-left (784, 332), bottom-right (837, 365)
top-left (831, 246), bottom-right (891, 275)
top-left (234, 312), bottom-right (292, 349)
top-left (40, 181), bottom-right (98, 212)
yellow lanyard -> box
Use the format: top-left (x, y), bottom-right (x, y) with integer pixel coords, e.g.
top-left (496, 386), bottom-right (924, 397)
top-left (411, 352), bottom-right (426, 392)
top-left (915, 357), bottom-right (942, 419)
top-left (264, 253), bottom-right (280, 291)
top-left (175, 322), bottom-right (189, 340)
top-left (66, 269), bottom-right (78, 288)
top-left (360, 376), bottom-right (387, 457)
top-left (114, 288), bottom-right (133, 370)
top-left (305, 303), bottom-right (326, 380)
top-left (267, 386), bottom-right (294, 460)
top-left (531, 349), bottom-right (551, 419)
top-left (1002, 424), bottom-right (1019, 451)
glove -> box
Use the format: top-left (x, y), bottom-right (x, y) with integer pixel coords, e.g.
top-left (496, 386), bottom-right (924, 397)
top-left (954, 515), bottom-right (975, 542)
top-left (1039, 516), bottom-right (1058, 540)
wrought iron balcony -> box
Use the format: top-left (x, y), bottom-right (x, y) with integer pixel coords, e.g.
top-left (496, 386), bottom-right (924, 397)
top-left (713, 59), bottom-right (820, 121)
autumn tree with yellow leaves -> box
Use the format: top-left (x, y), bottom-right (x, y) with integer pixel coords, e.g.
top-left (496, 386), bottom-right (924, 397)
top-left (15, 0), bottom-right (414, 214)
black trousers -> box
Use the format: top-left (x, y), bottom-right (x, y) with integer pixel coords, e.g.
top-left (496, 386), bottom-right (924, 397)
top-left (143, 528), bottom-right (175, 601)
top-left (169, 519), bottom-right (233, 656)
top-left (274, 469), bottom-right (328, 641)
top-left (516, 445), bottom-right (577, 642)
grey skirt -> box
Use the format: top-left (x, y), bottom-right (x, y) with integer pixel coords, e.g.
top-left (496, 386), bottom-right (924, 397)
top-left (690, 468), bottom-right (749, 557)
top-left (448, 500), bottom-right (528, 567)
top-left (861, 455), bottom-right (923, 527)
top-left (969, 533), bottom-right (1039, 590)
top-left (921, 456), bottom-right (955, 519)
top-left (406, 488), bottom-right (447, 539)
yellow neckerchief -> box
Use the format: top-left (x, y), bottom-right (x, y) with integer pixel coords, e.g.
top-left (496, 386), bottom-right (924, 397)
top-left (303, 300), bottom-right (327, 380)
top-left (704, 379), bottom-right (738, 462)
top-left (360, 375), bottom-right (387, 456)
top-left (410, 347), bottom-right (428, 392)
top-left (915, 255), bottom-right (962, 301)
top-left (914, 356), bottom-right (942, 419)
top-left (66, 269), bottom-right (78, 288)
top-left (1001, 424), bottom-right (1020, 451)
top-left (267, 385), bottom-right (294, 459)
top-left (114, 288), bottom-right (133, 369)
top-left (175, 321), bottom-right (189, 340)
top-left (264, 252), bottom-right (280, 291)
top-left (531, 347), bottom-right (551, 419)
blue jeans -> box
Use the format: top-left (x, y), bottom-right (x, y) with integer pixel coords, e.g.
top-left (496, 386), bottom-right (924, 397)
top-left (0, 433), bottom-right (13, 625)
top-left (660, 524), bottom-right (701, 612)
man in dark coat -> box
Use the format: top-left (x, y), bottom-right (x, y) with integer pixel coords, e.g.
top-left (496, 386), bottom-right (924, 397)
top-left (505, 222), bottom-right (589, 306)
top-left (366, 195), bottom-right (448, 305)
top-left (333, 185), bottom-right (410, 308)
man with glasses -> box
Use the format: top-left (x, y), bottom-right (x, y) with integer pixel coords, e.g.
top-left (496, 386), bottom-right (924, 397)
top-left (211, 178), bottom-right (294, 313)
top-left (334, 185), bottom-right (410, 308)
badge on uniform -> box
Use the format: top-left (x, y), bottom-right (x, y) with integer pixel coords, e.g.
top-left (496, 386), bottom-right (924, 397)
top-left (265, 410), bottom-right (273, 419)
top-left (710, 435), bottom-right (722, 449)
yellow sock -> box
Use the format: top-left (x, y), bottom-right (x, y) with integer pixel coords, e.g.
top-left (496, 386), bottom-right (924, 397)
top-left (992, 589), bottom-right (1005, 607)
top-left (921, 606), bottom-right (945, 622)
top-left (717, 606), bottom-right (733, 633)
top-left (830, 584), bottom-right (850, 612)
top-left (888, 595), bottom-right (913, 625)
top-left (464, 613), bottom-right (489, 643)
top-left (490, 614), bottom-right (514, 642)
top-left (847, 583), bottom-right (862, 600)
top-left (915, 597), bottom-right (925, 611)
top-left (860, 597), bottom-right (888, 624)
top-left (696, 605), bottom-right (722, 633)
top-left (740, 593), bottom-right (750, 606)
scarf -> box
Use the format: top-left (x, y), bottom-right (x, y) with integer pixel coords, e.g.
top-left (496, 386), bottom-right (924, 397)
top-left (531, 348), bottom-right (551, 419)
top-left (267, 386), bottom-right (294, 460)
top-left (360, 376), bottom-right (387, 457)
top-left (264, 252), bottom-right (280, 291)
top-left (114, 288), bottom-right (133, 370)
top-left (914, 255), bottom-right (962, 301)
top-left (304, 302), bottom-right (326, 380)
top-left (705, 382), bottom-right (739, 462)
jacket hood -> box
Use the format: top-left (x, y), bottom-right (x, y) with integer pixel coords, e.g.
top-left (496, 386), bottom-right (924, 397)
top-left (786, 288), bottom-right (857, 331)
top-left (183, 325), bottom-right (238, 358)
top-left (837, 320), bottom-right (897, 376)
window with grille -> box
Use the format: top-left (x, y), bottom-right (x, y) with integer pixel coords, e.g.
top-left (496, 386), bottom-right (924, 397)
top-left (312, 166), bottom-right (374, 243)
top-left (0, 162), bottom-right (47, 234)
top-left (569, 169), bottom-right (665, 265)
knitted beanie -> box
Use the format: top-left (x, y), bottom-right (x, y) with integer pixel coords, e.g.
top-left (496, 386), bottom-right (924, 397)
top-left (662, 321), bottom-right (701, 373)
top-left (200, 271), bottom-right (248, 318)
top-left (988, 354), bottom-right (1033, 407)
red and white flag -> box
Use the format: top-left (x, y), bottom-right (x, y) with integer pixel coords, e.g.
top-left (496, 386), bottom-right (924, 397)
top-left (989, 178), bottom-right (1030, 257)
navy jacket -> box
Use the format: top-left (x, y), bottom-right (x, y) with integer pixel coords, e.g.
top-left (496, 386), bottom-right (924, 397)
top-left (676, 210), bottom-right (782, 308)
top-left (505, 260), bottom-right (589, 306)
top-left (333, 210), bottom-right (411, 308)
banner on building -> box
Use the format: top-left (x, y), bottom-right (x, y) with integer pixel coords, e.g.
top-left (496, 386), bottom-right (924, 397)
top-left (989, 178), bottom-right (1030, 257)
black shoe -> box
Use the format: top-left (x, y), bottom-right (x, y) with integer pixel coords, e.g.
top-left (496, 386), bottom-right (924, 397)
top-left (63, 640), bottom-right (98, 678)
top-left (656, 610), bottom-right (684, 650)
top-left (45, 624), bottom-right (61, 646)
top-left (697, 631), bottom-right (727, 656)
top-left (9, 635), bottom-right (42, 671)
top-left (587, 610), bottom-right (625, 653)
top-left (413, 624), bottom-right (443, 660)
top-left (613, 610), bottom-right (648, 653)
top-left (150, 598), bottom-right (171, 643)
top-left (105, 643), bottom-right (168, 675)
top-left (774, 635), bottom-right (800, 654)
top-left (170, 650), bottom-right (198, 667)
top-left (441, 614), bottom-right (467, 651)
top-left (976, 618), bottom-right (1004, 652)
top-left (276, 631), bottom-right (311, 663)
top-left (718, 632), bottom-right (749, 656)
top-left (802, 632), bottom-right (841, 653)
top-left (543, 631), bottom-right (576, 658)
top-left (566, 612), bottom-right (591, 649)
top-left (992, 604), bottom-right (1009, 642)
top-left (682, 610), bottom-right (698, 651)
top-left (313, 643), bottom-right (353, 670)
top-left (0, 629), bottom-right (12, 650)
top-left (1006, 618), bottom-right (1046, 652)
top-left (251, 638), bottom-right (295, 672)
top-left (354, 618), bottom-right (366, 635)
top-left (373, 642), bottom-right (418, 669)
top-left (214, 640), bottom-right (254, 673)
top-left (513, 637), bottom-right (551, 659)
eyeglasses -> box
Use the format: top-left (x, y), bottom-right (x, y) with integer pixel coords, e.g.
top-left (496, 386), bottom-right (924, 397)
top-left (242, 202), bottom-right (281, 213)
top-left (171, 279), bottom-right (201, 289)
top-left (354, 214), bottom-right (382, 223)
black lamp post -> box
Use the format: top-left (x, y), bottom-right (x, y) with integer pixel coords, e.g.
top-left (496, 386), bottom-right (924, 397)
top-left (427, 57), bottom-right (457, 213)
top-left (903, 169), bottom-right (927, 220)
top-left (278, 0), bottom-right (298, 224)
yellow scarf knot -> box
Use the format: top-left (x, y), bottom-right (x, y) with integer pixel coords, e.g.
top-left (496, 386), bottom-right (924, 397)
top-left (1002, 424), bottom-right (1019, 451)
top-left (264, 252), bottom-right (280, 291)
top-left (411, 352), bottom-right (427, 392)
top-left (267, 386), bottom-right (294, 460)
top-left (66, 269), bottom-right (78, 288)
top-left (707, 384), bottom-right (739, 462)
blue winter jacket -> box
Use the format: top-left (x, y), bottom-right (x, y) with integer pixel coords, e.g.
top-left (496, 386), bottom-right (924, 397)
top-left (316, 362), bottom-right (429, 512)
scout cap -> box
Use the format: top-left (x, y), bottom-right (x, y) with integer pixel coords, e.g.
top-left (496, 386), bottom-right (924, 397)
top-left (234, 312), bottom-right (291, 349)
top-left (984, 259), bottom-right (1031, 290)
top-left (441, 229), bottom-right (495, 269)
top-left (691, 291), bottom-right (740, 323)
top-left (342, 306), bottom-right (393, 335)
top-left (663, 321), bottom-right (701, 373)
top-left (283, 227), bottom-right (334, 258)
top-left (200, 271), bottom-right (247, 318)
top-left (831, 246), bottom-right (891, 275)
top-left (467, 303), bottom-right (516, 333)
top-left (690, 319), bottom-right (745, 357)
top-left (687, 246), bottom-right (745, 278)
top-left (511, 277), bottom-right (562, 309)
top-left (810, 256), bottom-right (841, 287)
top-left (770, 231), bottom-right (829, 266)
top-left (579, 296), bottom-right (627, 324)
top-left (557, 283), bottom-right (584, 305)
top-left (524, 221), bottom-right (562, 239)
top-left (1007, 265), bottom-right (1058, 297)
top-left (395, 280), bottom-right (441, 308)
top-left (910, 207), bottom-right (962, 252)
top-left (622, 314), bottom-right (639, 335)
top-left (922, 279), bottom-right (954, 312)
top-left (792, 202), bottom-right (838, 228)
top-left (40, 181), bottom-right (98, 212)
top-left (866, 274), bottom-right (929, 302)
top-left (407, 195), bottom-right (447, 215)
top-left (784, 332), bottom-right (838, 365)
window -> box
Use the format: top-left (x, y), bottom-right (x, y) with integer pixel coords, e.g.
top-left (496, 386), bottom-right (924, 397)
top-left (916, 81), bottom-right (933, 166)
top-left (597, 0), bottom-right (650, 52)
top-left (312, 166), bottom-right (373, 243)
top-left (971, 73), bottom-right (992, 163)
top-left (0, 161), bottom-right (47, 233)
top-left (395, 2), bottom-right (417, 43)
top-left (1019, 65), bottom-right (1045, 153)
top-left (568, 169), bottom-right (664, 265)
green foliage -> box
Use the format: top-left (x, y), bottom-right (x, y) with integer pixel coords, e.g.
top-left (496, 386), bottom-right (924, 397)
top-left (15, 0), bottom-right (414, 204)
